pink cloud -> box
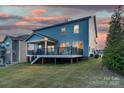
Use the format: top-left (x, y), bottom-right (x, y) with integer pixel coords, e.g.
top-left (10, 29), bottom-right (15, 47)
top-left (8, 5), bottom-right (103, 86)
top-left (15, 21), bottom-right (45, 30)
top-left (96, 32), bottom-right (108, 49)
top-left (97, 18), bottom-right (110, 28)
top-left (32, 9), bottom-right (47, 16)
top-left (97, 19), bottom-right (110, 24)
top-left (15, 21), bottom-right (29, 26)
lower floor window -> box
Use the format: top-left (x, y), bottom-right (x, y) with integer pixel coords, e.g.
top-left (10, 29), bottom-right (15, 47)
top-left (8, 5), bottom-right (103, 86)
top-left (72, 41), bottom-right (83, 49)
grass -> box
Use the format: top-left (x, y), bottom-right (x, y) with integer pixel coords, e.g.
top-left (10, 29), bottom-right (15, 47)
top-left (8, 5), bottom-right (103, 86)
top-left (0, 58), bottom-right (124, 88)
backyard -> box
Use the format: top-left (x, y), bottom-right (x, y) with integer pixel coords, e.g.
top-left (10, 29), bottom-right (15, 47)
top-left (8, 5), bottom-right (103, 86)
top-left (0, 58), bottom-right (124, 88)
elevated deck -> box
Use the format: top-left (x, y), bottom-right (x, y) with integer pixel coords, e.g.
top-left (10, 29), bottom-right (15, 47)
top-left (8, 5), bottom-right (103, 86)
top-left (27, 54), bottom-right (83, 58)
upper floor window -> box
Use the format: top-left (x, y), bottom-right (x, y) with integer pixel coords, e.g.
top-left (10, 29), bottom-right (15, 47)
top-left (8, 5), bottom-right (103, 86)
top-left (74, 24), bottom-right (79, 34)
top-left (61, 27), bottom-right (66, 35)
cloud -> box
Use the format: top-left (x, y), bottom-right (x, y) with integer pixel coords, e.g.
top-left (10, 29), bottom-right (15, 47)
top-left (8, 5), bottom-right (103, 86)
top-left (97, 18), bottom-right (110, 25)
top-left (0, 12), bottom-right (21, 20)
top-left (15, 21), bottom-right (46, 30)
top-left (0, 13), bottom-right (14, 20)
top-left (22, 16), bottom-right (70, 24)
top-left (32, 9), bottom-right (47, 16)
top-left (97, 18), bottom-right (110, 32)
top-left (0, 24), bottom-right (43, 30)
top-left (96, 32), bottom-right (108, 49)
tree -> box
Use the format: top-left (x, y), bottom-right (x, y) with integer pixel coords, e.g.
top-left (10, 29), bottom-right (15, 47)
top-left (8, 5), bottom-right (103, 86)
top-left (102, 6), bottom-right (124, 75)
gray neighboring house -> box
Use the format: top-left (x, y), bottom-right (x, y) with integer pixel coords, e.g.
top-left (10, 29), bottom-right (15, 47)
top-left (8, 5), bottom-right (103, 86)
top-left (2, 34), bottom-right (29, 65)
top-left (0, 43), bottom-right (6, 66)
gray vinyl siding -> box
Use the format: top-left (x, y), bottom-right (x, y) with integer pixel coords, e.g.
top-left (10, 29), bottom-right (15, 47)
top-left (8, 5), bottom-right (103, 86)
top-left (19, 41), bottom-right (26, 63)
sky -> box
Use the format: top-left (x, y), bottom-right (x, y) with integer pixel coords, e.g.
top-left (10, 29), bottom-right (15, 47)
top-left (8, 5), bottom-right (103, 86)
top-left (0, 5), bottom-right (123, 49)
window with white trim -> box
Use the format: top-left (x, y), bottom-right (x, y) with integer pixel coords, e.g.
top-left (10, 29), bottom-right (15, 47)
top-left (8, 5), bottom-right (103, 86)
top-left (61, 27), bottom-right (66, 35)
top-left (74, 24), bottom-right (79, 34)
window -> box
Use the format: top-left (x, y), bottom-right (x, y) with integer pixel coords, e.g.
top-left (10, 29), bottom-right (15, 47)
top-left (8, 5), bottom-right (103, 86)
top-left (61, 27), bottom-right (66, 35)
top-left (60, 42), bottom-right (70, 54)
top-left (74, 24), bottom-right (79, 34)
top-left (72, 41), bottom-right (83, 49)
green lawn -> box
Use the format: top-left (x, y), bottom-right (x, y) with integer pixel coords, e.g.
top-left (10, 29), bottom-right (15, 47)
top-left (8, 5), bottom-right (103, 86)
top-left (0, 58), bottom-right (124, 88)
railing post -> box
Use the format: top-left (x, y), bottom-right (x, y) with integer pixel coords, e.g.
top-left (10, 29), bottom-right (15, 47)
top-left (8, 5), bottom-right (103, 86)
top-left (71, 46), bottom-right (72, 55)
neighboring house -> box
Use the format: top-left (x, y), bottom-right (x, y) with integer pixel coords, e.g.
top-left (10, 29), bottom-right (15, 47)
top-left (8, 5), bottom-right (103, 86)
top-left (2, 34), bottom-right (29, 65)
top-left (0, 43), bottom-right (6, 66)
top-left (25, 16), bottom-right (97, 64)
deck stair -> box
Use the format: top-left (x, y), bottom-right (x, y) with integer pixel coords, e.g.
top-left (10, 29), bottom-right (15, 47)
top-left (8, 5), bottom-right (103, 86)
top-left (31, 56), bottom-right (40, 64)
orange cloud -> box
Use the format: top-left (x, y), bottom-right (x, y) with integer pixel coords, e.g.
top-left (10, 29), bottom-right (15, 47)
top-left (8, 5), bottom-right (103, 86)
top-left (22, 16), bottom-right (70, 23)
top-left (32, 9), bottom-right (47, 16)
top-left (0, 13), bottom-right (13, 19)
top-left (0, 13), bottom-right (10, 17)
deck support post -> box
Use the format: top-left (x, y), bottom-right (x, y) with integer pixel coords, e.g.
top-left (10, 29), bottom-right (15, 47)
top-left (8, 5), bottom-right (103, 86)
top-left (44, 37), bottom-right (48, 55)
top-left (70, 58), bottom-right (73, 64)
top-left (42, 58), bottom-right (44, 64)
top-left (54, 58), bottom-right (56, 64)
top-left (76, 58), bottom-right (78, 62)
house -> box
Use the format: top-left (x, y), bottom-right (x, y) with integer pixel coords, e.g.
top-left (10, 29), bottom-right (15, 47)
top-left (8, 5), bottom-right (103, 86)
top-left (25, 16), bottom-right (97, 64)
top-left (0, 43), bottom-right (6, 66)
top-left (2, 34), bottom-right (29, 65)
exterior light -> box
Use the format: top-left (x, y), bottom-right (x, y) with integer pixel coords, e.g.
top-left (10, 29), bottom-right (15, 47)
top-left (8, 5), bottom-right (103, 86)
top-left (6, 42), bottom-right (10, 46)
top-left (44, 37), bottom-right (48, 41)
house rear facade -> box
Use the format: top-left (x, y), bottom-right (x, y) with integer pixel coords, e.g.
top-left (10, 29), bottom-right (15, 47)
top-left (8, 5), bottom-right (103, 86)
top-left (26, 16), bottom-right (97, 64)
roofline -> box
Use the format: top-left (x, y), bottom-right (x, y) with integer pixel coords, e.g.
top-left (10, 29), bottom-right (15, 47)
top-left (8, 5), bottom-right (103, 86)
top-left (24, 33), bottom-right (36, 42)
top-left (33, 16), bottom-right (91, 32)
top-left (2, 35), bottom-right (14, 43)
top-left (25, 33), bottom-right (58, 42)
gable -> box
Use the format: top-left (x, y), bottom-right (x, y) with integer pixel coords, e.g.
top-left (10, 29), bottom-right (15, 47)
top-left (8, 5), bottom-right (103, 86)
top-left (26, 34), bottom-right (43, 43)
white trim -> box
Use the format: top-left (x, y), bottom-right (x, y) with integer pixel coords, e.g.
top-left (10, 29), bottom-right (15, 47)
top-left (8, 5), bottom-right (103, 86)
top-left (27, 39), bottom-right (56, 44)
top-left (88, 16), bottom-right (96, 56)
top-left (26, 55), bottom-right (83, 58)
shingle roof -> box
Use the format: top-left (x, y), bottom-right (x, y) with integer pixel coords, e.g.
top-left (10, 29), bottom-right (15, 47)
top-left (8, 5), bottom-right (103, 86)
top-left (16, 34), bottom-right (30, 41)
top-left (3, 34), bottom-right (30, 42)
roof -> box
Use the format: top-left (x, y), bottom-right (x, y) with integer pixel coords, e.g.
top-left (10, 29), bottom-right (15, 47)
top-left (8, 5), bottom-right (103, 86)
top-left (33, 16), bottom-right (92, 32)
top-left (25, 33), bottom-right (58, 43)
top-left (3, 34), bottom-right (30, 42)
top-left (16, 34), bottom-right (30, 41)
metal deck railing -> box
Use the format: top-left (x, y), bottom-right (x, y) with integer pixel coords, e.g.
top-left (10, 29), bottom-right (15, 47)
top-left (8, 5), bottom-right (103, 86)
top-left (27, 47), bottom-right (83, 55)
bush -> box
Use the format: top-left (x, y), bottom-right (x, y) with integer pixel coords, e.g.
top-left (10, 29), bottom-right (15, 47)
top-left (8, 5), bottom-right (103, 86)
top-left (94, 54), bottom-right (99, 59)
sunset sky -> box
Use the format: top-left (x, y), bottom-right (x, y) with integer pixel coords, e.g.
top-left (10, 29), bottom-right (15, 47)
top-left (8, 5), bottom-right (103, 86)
top-left (0, 5), bottom-right (122, 49)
